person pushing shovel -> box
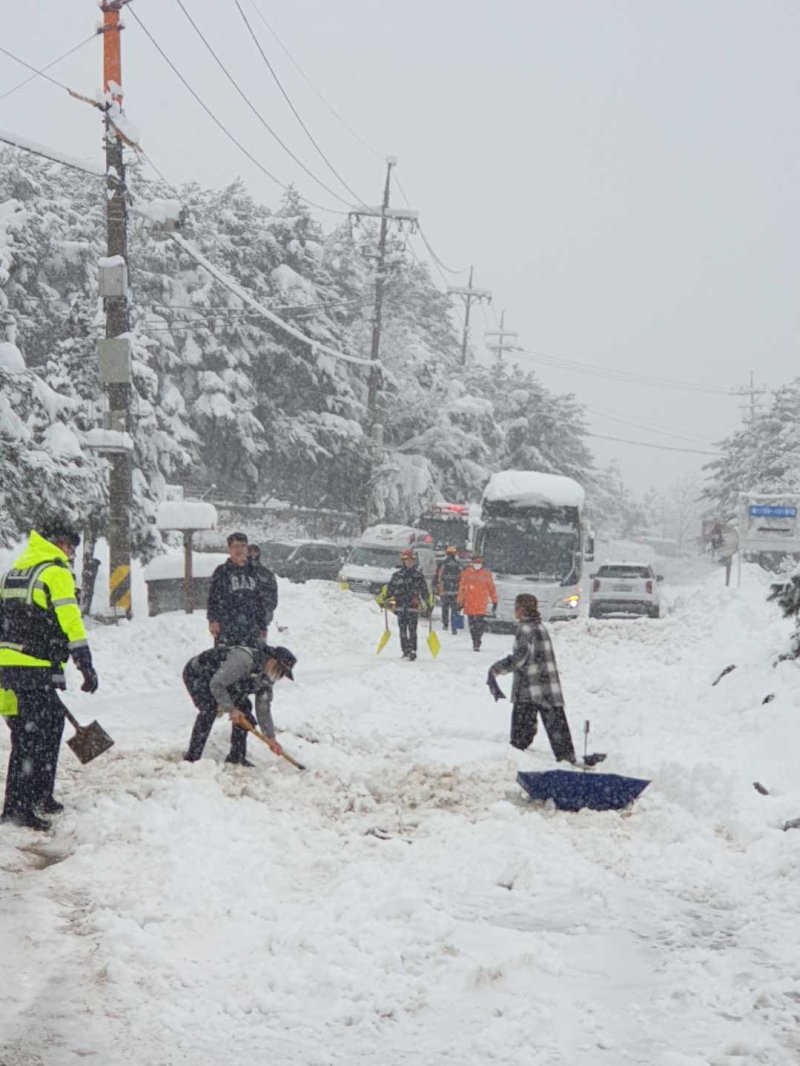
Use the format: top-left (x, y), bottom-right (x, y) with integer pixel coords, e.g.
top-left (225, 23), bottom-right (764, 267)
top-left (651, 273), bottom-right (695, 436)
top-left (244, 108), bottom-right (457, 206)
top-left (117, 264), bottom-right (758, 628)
top-left (487, 593), bottom-right (576, 763)
top-left (183, 640), bottom-right (296, 766)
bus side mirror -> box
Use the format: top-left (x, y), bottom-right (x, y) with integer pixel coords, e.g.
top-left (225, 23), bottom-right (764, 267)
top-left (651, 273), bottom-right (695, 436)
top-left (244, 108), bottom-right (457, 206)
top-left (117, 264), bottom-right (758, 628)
top-left (584, 536), bottom-right (595, 562)
top-left (657, 575), bottom-right (664, 582)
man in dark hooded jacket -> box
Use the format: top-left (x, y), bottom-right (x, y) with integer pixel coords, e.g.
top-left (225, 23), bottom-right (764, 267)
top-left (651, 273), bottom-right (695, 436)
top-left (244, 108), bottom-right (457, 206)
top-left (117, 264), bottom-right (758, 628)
top-left (207, 532), bottom-right (277, 646)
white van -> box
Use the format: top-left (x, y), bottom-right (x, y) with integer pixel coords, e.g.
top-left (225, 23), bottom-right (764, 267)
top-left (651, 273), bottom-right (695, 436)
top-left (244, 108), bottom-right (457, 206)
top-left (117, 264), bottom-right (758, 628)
top-left (338, 524), bottom-right (437, 599)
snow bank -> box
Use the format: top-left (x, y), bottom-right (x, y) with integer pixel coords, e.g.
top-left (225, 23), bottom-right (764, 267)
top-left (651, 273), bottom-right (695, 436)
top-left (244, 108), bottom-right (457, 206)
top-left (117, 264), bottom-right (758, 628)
top-left (483, 470), bottom-right (586, 508)
top-left (0, 340), bottom-right (24, 373)
top-left (156, 500), bottom-right (218, 531)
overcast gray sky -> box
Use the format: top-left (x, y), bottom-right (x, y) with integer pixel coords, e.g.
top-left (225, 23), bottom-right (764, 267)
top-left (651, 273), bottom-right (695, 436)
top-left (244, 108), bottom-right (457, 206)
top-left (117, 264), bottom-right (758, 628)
top-left (2, 0), bottom-right (799, 494)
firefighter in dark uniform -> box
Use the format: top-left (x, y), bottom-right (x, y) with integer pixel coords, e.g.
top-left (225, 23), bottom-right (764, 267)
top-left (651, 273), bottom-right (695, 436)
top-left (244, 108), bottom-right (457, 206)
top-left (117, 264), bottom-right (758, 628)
top-left (435, 545), bottom-right (463, 634)
top-left (0, 519), bottom-right (99, 831)
top-left (183, 641), bottom-right (296, 765)
top-left (378, 549), bottom-right (431, 661)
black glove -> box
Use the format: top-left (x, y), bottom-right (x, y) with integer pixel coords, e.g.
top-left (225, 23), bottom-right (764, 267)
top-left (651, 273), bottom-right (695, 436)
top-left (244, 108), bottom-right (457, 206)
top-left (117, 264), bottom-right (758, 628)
top-left (486, 671), bottom-right (506, 702)
top-left (72, 647), bottom-right (99, 694)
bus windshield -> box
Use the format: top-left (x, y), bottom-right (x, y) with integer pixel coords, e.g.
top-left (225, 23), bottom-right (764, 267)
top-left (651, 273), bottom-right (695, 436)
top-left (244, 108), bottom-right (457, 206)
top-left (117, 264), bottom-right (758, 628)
top-left (480, 506), bottom-right (580, 581)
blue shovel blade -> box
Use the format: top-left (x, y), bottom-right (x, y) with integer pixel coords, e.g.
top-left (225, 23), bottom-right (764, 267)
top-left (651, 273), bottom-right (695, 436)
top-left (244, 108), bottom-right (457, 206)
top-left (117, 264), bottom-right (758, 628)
top-left (517, 770), bottom-right (650, 812)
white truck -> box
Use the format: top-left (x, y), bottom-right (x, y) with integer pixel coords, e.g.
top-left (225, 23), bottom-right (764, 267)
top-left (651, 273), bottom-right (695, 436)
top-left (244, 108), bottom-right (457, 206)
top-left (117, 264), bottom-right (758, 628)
top-left (473, 471), bottom-right (593, 626)
top-left (337, 524), bottom-right (437, 599)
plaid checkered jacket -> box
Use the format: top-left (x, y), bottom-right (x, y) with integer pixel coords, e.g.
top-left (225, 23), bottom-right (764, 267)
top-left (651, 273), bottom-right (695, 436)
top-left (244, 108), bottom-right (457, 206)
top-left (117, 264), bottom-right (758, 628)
top-left (490, 621), bottom-right (564, 708)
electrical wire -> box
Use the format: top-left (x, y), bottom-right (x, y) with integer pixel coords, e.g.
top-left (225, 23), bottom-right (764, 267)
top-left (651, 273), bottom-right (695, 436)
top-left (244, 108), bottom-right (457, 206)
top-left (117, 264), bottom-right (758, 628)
top-left (586, 406), bottom-right (715, 446)
top-left (170, 0), bottom-right (353, 209)
top-left (232, 0), bottom-right (367, 207)
top-left (417, 223), bottom-right (468, 276)
top-left (0, 130), bottom-right (104, 178)
top-left (586, 432), bottom-right (719, 457)
top-left (509, 346), bottom-right (733, 396)
top-left (244, 0), bottom-right (385, 163)
top-left (0, 45), bottom-right (76, 95)
top-left (128, 7), bottom-right (347, 216)
top-left (0, 34), bottom-right (98, 105)
top-left (168, 231), bottom-right (377, 366)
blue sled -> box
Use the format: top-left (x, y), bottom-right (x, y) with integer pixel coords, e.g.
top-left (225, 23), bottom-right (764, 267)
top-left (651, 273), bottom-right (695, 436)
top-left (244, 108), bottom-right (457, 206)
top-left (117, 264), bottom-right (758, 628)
top-left (517, 770), bottom-right (650, 812)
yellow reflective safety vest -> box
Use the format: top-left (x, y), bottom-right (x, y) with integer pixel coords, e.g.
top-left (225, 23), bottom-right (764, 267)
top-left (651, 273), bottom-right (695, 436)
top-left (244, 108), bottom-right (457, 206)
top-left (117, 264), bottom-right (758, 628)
top-left (0, 530), bottom-right (89, 681)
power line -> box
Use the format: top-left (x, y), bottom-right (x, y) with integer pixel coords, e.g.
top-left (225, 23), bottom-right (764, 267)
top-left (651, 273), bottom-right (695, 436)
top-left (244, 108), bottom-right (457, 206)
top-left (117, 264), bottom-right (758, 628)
top-left (510, 346), bottom-right (733, 396)
top-left (0, 34), bottom-right (97, 105)
top-left (244, 0), bottom-right (385, 163)
top-left (0, 128), bottom-right (104, 177)
top-left (168, 231), bottom-right (376, 366)
top-left (170, 0), bottom-right (353, 209)
top-left (417, 224), bottom-right (468, 276)
top-left (586, 406), bottom-right (715, 446)
top-left (0, 44), bottom-right (74, 95)
top-left (586, 432), bottom-right (719, 457)
top-left (232, 0), bottom-right (367, 206)
top-left (128, 7), bottom-right (347, 216)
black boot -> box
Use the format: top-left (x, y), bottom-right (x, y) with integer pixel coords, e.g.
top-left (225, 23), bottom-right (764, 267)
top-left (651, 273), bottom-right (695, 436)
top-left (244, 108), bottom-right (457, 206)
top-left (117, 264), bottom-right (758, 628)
top-left (39, 797), bottom-right (64, 814)
top-left (2, 811), bottom-right (50, 832)
top-left (225, 755), bottom-right (255, 768)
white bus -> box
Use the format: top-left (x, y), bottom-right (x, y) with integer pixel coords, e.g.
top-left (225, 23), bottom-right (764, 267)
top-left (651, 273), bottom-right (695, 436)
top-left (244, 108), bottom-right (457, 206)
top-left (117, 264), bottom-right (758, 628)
top-left (474, 471), bottom-right (593, 626)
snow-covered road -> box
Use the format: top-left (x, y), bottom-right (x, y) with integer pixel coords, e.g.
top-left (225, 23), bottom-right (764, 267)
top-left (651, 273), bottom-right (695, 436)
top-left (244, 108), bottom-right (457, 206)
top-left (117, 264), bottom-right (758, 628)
top-left (2, 567), bottom-right (800, 1065)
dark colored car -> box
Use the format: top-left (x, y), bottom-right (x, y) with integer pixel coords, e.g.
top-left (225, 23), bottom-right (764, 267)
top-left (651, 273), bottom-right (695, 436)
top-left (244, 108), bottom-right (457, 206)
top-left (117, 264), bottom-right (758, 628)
top-left (260, 540), bottom-right (344, 583)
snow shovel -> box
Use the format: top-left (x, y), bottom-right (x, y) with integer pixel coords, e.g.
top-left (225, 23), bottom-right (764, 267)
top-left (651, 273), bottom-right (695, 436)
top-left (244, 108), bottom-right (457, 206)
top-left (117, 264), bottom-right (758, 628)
top-left (63, 707), bottom-right (114, 765)
top-left (426, 615), bottom-right (441, 659)
top-left (376, 609), bottom-right (391, 655)
top-left (237, 718), bottom-right (306, 771)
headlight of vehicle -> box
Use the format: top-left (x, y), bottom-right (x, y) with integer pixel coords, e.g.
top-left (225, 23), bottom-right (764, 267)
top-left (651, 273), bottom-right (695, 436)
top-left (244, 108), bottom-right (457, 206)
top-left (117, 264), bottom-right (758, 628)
top-left (557, 594), bottom-right (580, 609)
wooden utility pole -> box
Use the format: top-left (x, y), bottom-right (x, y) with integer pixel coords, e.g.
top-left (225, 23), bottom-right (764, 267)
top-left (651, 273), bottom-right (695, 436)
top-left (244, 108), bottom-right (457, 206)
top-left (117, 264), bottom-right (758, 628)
top-left (101, 0), bottom-right (133, 617)
top-left (448, 266), bottom-right (491, 364)
top-left (484, 309), bottom-right (519, 364)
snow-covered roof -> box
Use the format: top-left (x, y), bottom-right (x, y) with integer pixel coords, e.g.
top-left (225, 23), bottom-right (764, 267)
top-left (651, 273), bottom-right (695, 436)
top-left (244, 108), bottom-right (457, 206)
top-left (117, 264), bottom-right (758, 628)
top-left (360, 524), bottom-right (432, 547)
top-left (84, 428), bottom-right (134, 453)
top-left (156, 500), bottom-right (218, 531)
top-left (482, 471), bottom-right (585, 509)
top-left (144, 551), bottom-right (227, 581)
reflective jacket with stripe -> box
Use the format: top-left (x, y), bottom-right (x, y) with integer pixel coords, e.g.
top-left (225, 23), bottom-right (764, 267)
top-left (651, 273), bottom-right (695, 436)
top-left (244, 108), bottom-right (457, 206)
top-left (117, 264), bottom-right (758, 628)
top-left (0, 530), bottom-right (89, 683)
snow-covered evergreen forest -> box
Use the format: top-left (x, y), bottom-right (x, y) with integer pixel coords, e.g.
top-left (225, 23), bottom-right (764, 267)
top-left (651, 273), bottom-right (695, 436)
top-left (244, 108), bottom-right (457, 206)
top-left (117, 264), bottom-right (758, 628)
top-left (0, 146), bottom-right (714, 554)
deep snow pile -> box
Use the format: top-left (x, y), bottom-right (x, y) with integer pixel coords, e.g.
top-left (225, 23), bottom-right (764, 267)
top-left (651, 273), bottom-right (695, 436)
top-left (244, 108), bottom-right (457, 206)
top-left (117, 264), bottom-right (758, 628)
top-left (2, 567), bottom-right (800, 1065)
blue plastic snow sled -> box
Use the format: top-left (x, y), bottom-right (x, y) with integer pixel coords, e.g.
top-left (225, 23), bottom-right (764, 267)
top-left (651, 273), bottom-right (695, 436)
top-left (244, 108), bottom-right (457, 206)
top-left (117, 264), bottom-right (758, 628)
top-left (517, 770), bottom-right (650, 812)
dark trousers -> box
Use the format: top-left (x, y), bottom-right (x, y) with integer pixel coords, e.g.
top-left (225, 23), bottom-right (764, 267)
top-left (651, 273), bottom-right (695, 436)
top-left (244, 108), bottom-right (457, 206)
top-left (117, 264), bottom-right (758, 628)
top-left (183, 663), bottom-right (255, 762)
top-left (441, 595), bottom-right (458, 632)
top-left (510, 701), bottom-right (576, 762)
top-left (467, 614), bottom-right (486, 649)
top-left (397, 610), bottom-right (419, 656)
top-left (3, 685), bottom-right (66, 818)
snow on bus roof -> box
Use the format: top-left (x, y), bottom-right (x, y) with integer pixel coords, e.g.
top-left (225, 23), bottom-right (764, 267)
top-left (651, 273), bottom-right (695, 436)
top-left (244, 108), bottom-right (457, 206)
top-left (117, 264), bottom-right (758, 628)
top-left (483, 471), bottom-right (585, 508)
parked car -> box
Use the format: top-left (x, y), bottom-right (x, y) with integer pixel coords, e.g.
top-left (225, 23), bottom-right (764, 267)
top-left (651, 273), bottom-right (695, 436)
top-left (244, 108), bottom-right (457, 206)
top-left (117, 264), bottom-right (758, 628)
top-left (588, 562), bottom-right (663, 619)
top-left (260, 540), bottom-right (344, 583)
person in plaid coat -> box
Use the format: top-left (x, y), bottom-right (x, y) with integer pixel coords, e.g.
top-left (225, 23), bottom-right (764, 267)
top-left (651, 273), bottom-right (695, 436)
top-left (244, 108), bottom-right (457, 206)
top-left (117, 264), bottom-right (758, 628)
top-left (489, 592), bottom-right (576, 762)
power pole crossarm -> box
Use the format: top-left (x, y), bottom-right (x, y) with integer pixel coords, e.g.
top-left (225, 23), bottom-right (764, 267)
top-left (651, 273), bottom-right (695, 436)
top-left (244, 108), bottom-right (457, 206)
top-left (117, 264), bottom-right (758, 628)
top-left (484, 309), bottom-right (519, 364)
top-left (448, 266), bottom-right (492, 364)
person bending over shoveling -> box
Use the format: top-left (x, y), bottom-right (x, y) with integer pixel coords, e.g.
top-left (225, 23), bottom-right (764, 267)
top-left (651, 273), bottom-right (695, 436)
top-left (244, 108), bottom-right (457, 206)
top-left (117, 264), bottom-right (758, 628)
top-left (183, 641), bottom-right (296, 766)
top-left (487, 593), bottom-right (576, 763)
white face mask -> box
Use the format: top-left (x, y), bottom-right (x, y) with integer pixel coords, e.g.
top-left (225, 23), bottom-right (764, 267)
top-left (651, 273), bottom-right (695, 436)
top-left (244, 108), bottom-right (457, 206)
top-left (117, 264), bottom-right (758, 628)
top-left (472, 563), bottom-right (481, 570)
top-left (266, 665), bottom-right (283, 683)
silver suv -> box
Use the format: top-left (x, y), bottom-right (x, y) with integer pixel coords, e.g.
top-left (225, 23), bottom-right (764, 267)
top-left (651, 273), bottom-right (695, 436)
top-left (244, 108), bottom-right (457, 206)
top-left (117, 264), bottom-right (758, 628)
top-left (589, 563), bottom-right (663, 619)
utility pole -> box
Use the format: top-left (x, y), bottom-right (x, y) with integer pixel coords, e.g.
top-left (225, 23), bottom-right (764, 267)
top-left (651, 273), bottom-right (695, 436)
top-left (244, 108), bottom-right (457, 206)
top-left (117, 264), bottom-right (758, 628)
top-left (349, 160), bottom-right (418, 525)
top-left (731, 371), bottom-right (768, 425)
top-left (484, 309), bottom-right (519, 365)
top-left (448, 266), bottom-right (491, 364)
top-left (100, 0), bottom-right (133, 617)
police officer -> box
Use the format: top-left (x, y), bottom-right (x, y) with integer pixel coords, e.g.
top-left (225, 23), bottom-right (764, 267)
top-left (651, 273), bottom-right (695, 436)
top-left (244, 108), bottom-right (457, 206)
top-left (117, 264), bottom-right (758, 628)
top-left (0, 518), bottom-right (99, 831)
top-left (183, 641), bottom-right (296, 765)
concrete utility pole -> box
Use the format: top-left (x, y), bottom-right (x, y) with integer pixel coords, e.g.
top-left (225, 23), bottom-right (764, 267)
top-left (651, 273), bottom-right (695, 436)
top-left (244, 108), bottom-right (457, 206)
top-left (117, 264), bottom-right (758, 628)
top-left (448, 266), bottom-right (491, 364)
top-left (731, 371), bottom-right (768, 425)
top-left (349, 161), bottom-right (418, 526)
top-left (100, 0), bottom-right (133, 617)
top-left (484, 310), bottom-right (519, 365)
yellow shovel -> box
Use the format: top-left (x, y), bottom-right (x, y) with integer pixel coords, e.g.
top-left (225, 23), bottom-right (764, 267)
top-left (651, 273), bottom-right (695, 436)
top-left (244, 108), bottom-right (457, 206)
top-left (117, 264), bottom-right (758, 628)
top-left (426, 614), bottom-right (441, 659)
top-left (376, 609), bottom-right (392, 655)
